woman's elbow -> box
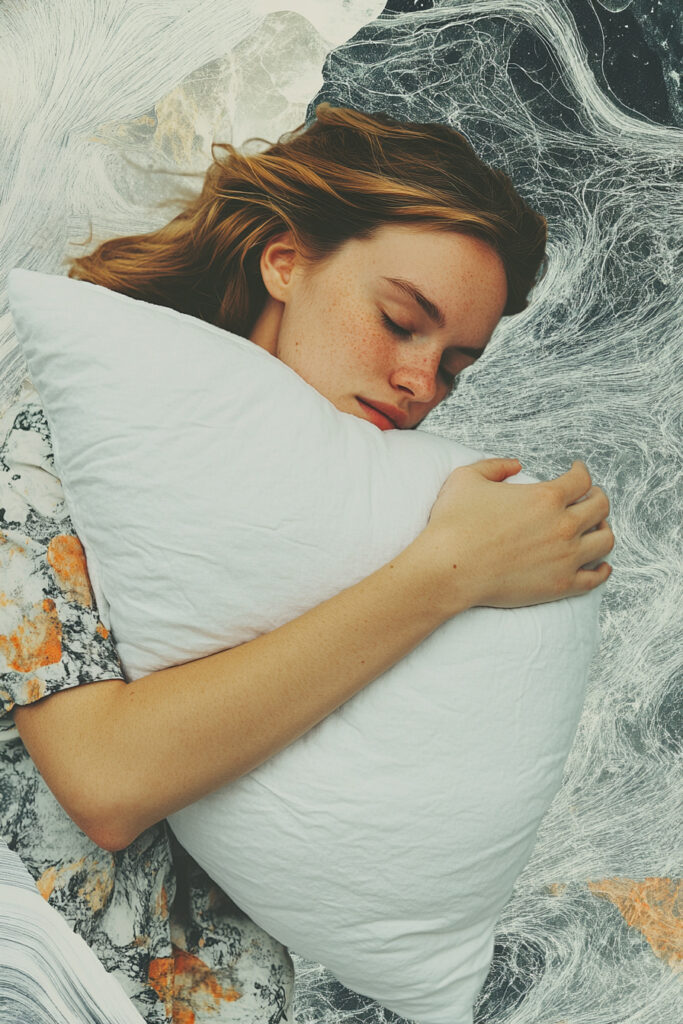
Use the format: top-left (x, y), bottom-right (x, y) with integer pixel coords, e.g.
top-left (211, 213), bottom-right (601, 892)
top-left (13, 681), bottom-right (138, 852)
top-left (71, 801), bottom-right (136, 853)
top-left (78, 778), bottom-right (157, 851)
top-left (54, 762), bottom-right (145, 851)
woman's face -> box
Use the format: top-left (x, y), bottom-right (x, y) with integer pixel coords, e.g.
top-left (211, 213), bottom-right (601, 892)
top-left (249, 223), bottom-right (508, 430)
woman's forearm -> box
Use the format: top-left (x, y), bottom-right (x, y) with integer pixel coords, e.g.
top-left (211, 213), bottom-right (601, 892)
top-left (14, 458), bottom-right (611, 851)
top-left (92, 535), bottom-right (465, 850)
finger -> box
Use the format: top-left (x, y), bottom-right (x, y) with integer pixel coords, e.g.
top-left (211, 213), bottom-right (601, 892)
top-left (546, 460), bottom-right (592, 507)
top-left (472, 457), bottom-right (523, 481)
top-left (574, 560), bottom-right (613, 592)
top-left (578, 520), bottom-right (615, 564)
top-left (568, 488), bottom-right (611, 531)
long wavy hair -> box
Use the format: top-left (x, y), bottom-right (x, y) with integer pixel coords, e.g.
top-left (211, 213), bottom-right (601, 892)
top-left (65, 102), bottom-right (548, 339)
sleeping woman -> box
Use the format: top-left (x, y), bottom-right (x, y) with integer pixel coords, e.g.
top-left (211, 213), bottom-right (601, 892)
top-left (1, 103), bottom-right (614, 1024)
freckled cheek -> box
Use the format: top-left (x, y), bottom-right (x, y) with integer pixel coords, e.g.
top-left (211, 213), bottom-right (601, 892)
top-left (349, 321), bottom-right (392, 373)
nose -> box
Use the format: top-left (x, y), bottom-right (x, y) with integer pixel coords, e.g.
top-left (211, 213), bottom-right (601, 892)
top-left (389, 345), bottom-right (442, 403)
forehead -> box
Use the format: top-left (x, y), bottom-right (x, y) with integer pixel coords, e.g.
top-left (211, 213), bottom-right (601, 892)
top-left (341, 224), bottom-right (504, 281)
top-left (342, 224), bottom-right (508, 326)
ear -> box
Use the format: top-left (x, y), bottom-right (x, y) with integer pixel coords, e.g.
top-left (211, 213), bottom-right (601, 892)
top-left (259, 231), bottom-right (298, 303)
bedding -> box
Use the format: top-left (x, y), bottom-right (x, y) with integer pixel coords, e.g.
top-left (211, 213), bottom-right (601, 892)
top-left (7, 267), bottom-right (604, 1024)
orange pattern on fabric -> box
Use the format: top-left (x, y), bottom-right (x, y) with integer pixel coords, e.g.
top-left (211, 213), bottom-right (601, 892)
top-left (0, 597), bottom-right (62, 671)
top-left (36, 854), bottom-right (114, 912)
top-left (148, 956), bottom-right (175, 1018)
top-left (588, 877), bottom-right (683, 970)
top-left (171, 943), bottom-right (242, 1023)
top-left (46, 534), bottom-right (93, 607)
top-left (156, 884), bottom-right (169, 919)
top-left (36, 857), bottom-right (87, 902)
top-left (77, 859), bottom-right (115, 913)
top-left (96, 620), bottom-right (110, 639)
top-left (25, 675), bottom-right (46, 702)
top-left (0, 535), bottom-right (27, 555)
top-left (36, 865), bottom-right (58, 902)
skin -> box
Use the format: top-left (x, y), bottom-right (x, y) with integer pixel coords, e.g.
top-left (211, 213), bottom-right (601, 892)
top-left (249, 222), bottom-right (509, 430)
top-left (12, 222), bottom-right (614, 858)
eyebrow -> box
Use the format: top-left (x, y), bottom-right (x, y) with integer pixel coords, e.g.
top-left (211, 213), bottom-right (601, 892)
top-left (381, 276), bottom-right (487, 360)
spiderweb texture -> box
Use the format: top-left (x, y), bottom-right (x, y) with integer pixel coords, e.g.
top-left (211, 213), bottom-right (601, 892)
top-left (292, 2), bottom-right (682, 1022)
top-left (0, 2), bottom-right (680, 1023)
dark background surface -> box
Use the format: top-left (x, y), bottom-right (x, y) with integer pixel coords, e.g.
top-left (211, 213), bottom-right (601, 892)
top-left (298, 2), bottom-right (681, 1020)
top-left (381, 0), bottom-right (681, 128)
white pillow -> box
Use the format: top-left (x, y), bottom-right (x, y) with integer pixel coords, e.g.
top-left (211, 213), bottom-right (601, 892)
top-left (8, 268), bottom-right (603, 1024)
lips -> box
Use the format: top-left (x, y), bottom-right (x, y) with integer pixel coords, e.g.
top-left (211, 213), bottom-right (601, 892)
top-left (356, 398), bottom-right (407, 429)
top-left (356, 399), bottom-right (396, 430)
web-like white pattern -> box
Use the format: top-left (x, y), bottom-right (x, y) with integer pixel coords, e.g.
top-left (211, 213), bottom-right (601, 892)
top-left (293, 5), bottom-right (682, 1021)
top-left (0, 2), bottom-right (680, 1022)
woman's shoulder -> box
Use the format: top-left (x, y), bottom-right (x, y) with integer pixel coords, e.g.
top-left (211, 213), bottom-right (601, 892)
top-left (0, 373), bottom-right (123, 723)
top-left (1, 376), bottom-right (64, 523)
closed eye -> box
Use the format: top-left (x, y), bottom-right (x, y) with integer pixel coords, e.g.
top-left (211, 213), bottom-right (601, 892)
top-left (380, 311), bottom-right (456, 390)
top-left (380, 311), bottom-right (411, 338)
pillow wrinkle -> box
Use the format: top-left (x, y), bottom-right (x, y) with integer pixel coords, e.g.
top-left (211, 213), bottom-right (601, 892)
top-left (7, 268), bottom-right (604, 1024)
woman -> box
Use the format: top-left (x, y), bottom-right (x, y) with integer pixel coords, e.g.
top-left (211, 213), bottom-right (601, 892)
top-left (1, 104), bottom-right (613, 1023)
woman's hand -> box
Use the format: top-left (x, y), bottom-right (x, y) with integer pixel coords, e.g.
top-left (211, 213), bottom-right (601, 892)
top-left (413, 458), bottom-right (614, 613)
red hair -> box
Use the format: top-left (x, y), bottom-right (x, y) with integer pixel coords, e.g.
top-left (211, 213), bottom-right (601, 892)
top-left (66, 102), bottom-right (548, 338)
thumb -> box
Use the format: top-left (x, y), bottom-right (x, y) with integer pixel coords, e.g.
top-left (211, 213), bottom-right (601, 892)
top-left (472, 457), bottom-right (522, 481)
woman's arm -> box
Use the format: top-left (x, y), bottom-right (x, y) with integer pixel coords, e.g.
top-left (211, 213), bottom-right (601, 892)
top-left (13, 458), bottom-right (613, 853)
top-left (14, 531), bottom-right (453, 852)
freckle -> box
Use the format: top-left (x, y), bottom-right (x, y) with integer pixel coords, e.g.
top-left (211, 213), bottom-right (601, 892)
top-left (452, 564), bottom-right (457, 569)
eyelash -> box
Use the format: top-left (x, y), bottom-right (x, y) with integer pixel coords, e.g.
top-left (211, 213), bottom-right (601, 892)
top-left (381, 311), bottom-right (412, 338)
top-left (380, 311), bottom-right (456, 388)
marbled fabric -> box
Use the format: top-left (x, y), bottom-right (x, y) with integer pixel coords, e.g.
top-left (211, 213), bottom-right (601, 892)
top-left (0, 377), bottom-right (295, 1023)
